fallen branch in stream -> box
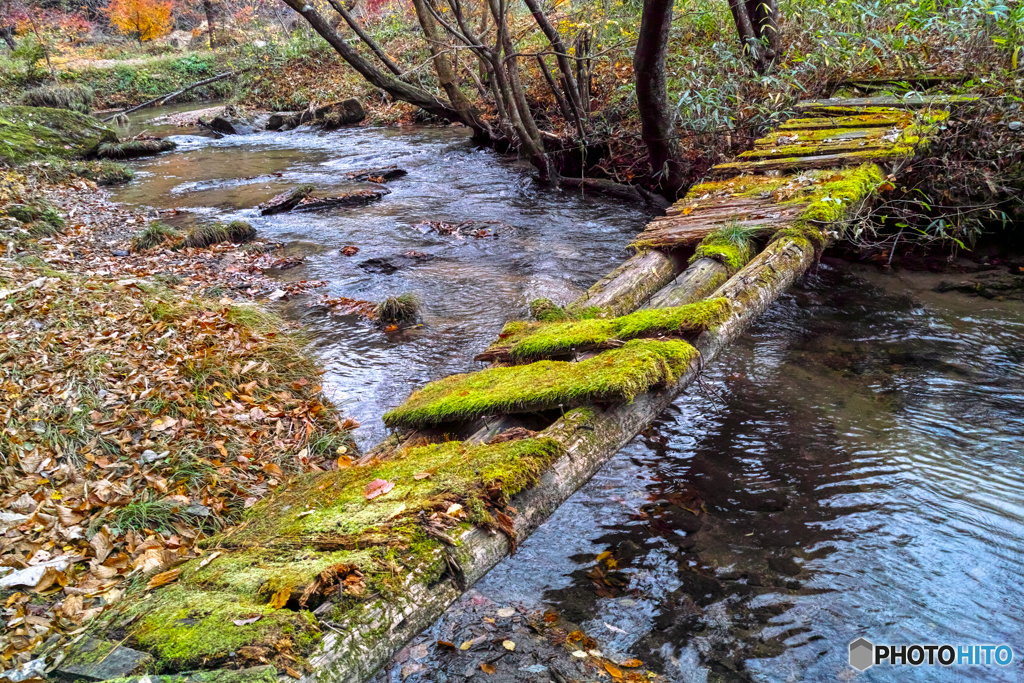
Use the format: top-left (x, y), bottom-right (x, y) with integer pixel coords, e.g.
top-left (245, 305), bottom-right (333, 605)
top-left (101, 70), bottom-right (245, 122)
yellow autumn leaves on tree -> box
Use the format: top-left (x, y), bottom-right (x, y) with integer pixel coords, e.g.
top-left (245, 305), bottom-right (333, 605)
top-left (106, 0), bottom-right (173, 42)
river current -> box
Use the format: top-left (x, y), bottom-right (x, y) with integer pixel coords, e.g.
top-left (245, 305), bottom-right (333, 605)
top-left (115, 106), bottom-right (1024, 681)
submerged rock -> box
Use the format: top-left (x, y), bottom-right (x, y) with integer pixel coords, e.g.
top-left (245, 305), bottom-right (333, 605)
top-left (270, 99), bottom-right (366, 131)
top-left (200, 105), bottom-right (257, 135)
top-left (258, 185), bottom-right (314, 216)
top-left (358, 252), bottom-right (434, 274)
top-left (344, 165), bottom-right (408, 182)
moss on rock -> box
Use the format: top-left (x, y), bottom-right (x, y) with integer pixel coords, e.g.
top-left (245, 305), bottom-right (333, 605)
top-left (0, 106), bottom-right (118, 164)
top-left (384, 339), bottom-right (699, 428)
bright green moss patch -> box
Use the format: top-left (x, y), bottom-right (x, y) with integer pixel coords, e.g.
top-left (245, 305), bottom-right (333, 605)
top-left (125, 586), bottom-right (319, 671)
top-left (691, 228), bottom-right (760, 273)
top-left (490, 299), bottom-right (729, 361)
top-left (384, 339), bottom-right (699, 428)
top-left (0, 106), bottom-right (117, 164)
top-left (530, 298), bottom-right (568, 322)
top-left (686, 174), bottom-right (786, 199)
top-left (799, 163), bottom-right (885, 225)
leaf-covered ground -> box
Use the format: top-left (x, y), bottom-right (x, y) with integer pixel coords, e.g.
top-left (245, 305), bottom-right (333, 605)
top-left (0, 168), bottom-right (358, 672)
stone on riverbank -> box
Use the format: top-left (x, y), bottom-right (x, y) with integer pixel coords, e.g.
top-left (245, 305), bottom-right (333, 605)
top-left (0, 106), bottom-right (117, 164)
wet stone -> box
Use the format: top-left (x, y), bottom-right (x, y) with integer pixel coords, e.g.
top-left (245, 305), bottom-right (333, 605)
top-left (57, 637), bottom-right (153, 681)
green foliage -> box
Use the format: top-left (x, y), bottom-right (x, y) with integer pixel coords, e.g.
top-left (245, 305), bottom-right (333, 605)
top-left (529, 298), bottom-right (569, 322)
top-left (384, 339), bottom-right (699, 428)
top-left (691, 224), bottom-right (763, 273)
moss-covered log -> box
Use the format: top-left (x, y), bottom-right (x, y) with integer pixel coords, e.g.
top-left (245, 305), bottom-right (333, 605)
top-left (383, 339), bottom-right (698, 429)
top-left (474, 298), bottom-right (729, 363)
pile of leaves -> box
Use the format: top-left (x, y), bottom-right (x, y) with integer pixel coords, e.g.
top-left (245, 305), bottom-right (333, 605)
top-left (0, 170), bottom-right (358, 674)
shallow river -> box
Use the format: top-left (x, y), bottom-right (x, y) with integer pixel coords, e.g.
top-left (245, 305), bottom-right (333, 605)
top-left (115, 106), bottom-right (1024, 681)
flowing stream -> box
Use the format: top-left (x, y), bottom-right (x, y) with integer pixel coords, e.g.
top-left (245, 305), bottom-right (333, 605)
top-left (115, 105), bottom-right (1024, 681)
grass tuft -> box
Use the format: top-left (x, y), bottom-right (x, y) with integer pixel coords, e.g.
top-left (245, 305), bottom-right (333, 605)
top-left (690, 224), bottom-right (764, 273)
top-left (374, 293), bottom-right (420, 326)
top-left (131, 221), bottom-right (181, 251)
top-left (183, 220), bottom-right (257, 248)
top-left (20, 84), bottom-right (95, 113)
top-left (97, 138), bottom-right (177, 159)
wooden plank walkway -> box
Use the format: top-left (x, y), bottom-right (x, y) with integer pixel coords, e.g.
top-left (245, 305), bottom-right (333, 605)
top-left (75, 96), bottom-right (963, 683)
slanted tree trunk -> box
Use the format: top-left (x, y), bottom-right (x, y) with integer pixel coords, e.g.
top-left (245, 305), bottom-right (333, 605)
top-left (634, 0), bottom-right (688, 199)
top-left (0, 22), bottom-right (16, 50)
top-left (280, 0), bottom-right (466, 123)
top-left (727, 0), bottom-right (778, 73)
top-left (203, 0), bottom-right (216, 49)
top-left (329, 0), bottom-right (405, 76)
top-left (409, 0), bottom-right (491, 139)
top-left (520, 0), bottom-right (586, 132)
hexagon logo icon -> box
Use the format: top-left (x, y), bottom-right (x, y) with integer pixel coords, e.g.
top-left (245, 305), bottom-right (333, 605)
top-left (849, 638), bottom-right (874, 671)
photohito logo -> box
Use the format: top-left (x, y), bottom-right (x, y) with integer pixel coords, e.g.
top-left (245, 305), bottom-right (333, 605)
top-left (849, 638), bottom-right (1014, 671)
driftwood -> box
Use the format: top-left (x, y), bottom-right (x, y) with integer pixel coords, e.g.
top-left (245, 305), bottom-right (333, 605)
top-left (100, 70), bottom-right (241, 122)
top-left (258, 185), bottom-right (313, 215)
top-left (292, 188), bottom-right (390, 211)
top-left (343, 166), bottom-right (408, 182)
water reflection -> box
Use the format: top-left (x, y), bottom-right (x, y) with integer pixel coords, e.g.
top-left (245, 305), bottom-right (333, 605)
top-left (471, 264), bottom-right (1024, 681)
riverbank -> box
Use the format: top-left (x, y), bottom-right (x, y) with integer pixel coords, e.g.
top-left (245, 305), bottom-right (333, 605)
top-left (0, 153), bottom-right (358, 672)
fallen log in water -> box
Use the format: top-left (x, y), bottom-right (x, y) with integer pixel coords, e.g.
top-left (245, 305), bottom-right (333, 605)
top-left (258, 185), bottom-right (314, 215)
top-left (344, 166), bottom-right (408, 182)
top-left (292, 188), bottom-right (391, 211)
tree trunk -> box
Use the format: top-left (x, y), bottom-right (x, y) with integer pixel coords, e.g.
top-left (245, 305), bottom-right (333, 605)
top-left (728, 0), bottom-right (768, 73)
top-left (0, 23), bottom-right (16, 50)
top-left (749, 0), bottom-right (780, 60)
top-left (536, 55), bottom-right (573, 127)
top-left (203, 0), bottom-right (216, 49)
top-left (520, 0), bottom-right (585, 125)
top-left (633, 0), bottom-right (688, 199)
top-left (329, 0), bottom-right (404, 76)
top-left (281, 0), bottom-right (465, 123)
top-left (409, 0), bottom-right (491, 139)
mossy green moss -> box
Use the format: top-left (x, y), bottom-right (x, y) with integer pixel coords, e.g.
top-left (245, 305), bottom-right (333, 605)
top-left (384, 339), bottom-right (699, 428)
top-left (0, 106), bottom-right (117, 164)
top-left (490, 298), bottom-right (729, 361)
top-left (798, 163), bottom-right (885, 225)
top-left (98, 665), bottom-right (278, 683)
top-left (691, 230), bottom-right (759, 274)
top-left (529, 298), bottom-right (568, 322)
top-left (126, 586), bottom-right (318, 671)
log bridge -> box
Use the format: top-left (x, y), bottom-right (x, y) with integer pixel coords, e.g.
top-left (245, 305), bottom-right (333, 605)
top-left (69, 95), bottom-right (969, 683)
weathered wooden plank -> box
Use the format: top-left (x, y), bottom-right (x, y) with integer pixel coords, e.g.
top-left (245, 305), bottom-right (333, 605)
top-left (710, 148), bottom-right (907, 177)
top-left (566, 249), bottom-right (680, 316)
top-left (793, 94), bottom-right (977, 113)
top-left (777, 112), bottom-right (912, 131)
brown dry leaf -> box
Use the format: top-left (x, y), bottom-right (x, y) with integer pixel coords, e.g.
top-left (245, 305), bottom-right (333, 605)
top-left (620, 659), bottom-right (643, 668)
top-left (269, 587), bottom-right (292, 609)
top-left (146, 567), bottom-right (181, 589)
top-left (365, 478), bottom-right (395, 500)
top-left (285, 667), bottom-right (302, 679)
top-left (89, 526), bottom-right (113, 563)
top-left (480, 662), bottom-right (496, 675)
top-left (413, 471), bottom-right (432, 480)
top-left (341, 246), bottom-right (359, 256)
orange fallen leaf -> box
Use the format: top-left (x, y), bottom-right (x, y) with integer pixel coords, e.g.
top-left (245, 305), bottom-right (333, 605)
top-left (365, 478), bottom-right (395, 500)
top-left (480, 662), bottom-right (496, 675)
top-left (147, 567), bottom-right (181, 589)
top-left (604, 662), bottom-right (623, 679)
top-left (269, 587), bottom-right (292, 609)
top-left (620, 659), bottom-right (643, 668)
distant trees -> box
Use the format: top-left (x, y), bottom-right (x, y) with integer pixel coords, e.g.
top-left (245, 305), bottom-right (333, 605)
top-left (727, 0), bottom-right (779, 73)
top-left (106, 0), bottom-right (174, 41)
